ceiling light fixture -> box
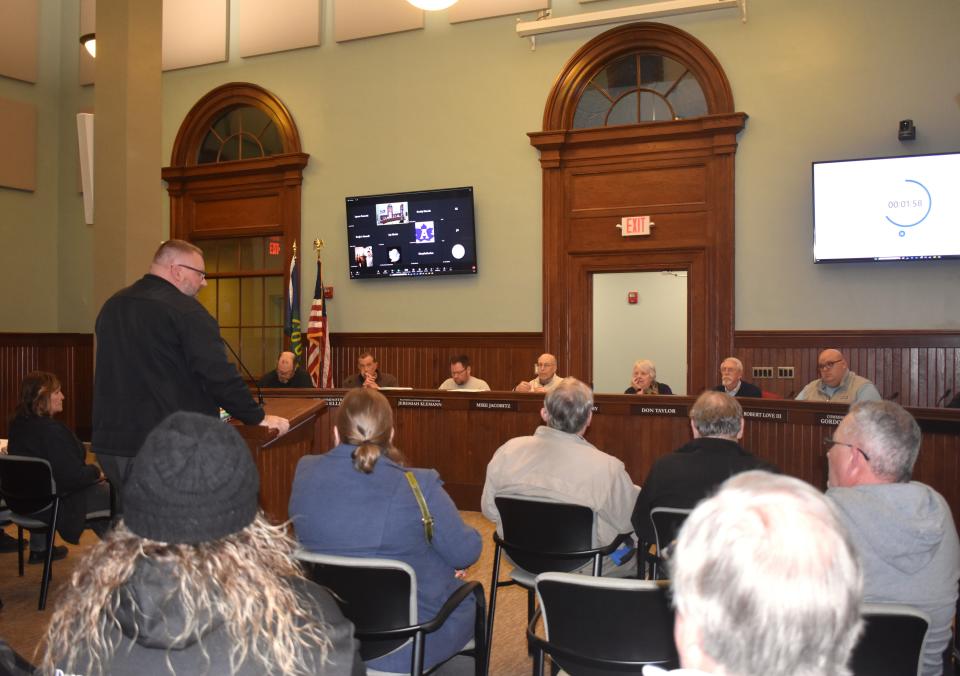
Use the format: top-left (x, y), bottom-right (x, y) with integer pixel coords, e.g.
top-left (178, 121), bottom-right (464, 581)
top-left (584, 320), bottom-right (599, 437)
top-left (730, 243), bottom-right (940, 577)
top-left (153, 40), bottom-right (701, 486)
top-left (406, 0), bottom-right (458, 10)
top-left (80, 33), bottom-right (96, 58)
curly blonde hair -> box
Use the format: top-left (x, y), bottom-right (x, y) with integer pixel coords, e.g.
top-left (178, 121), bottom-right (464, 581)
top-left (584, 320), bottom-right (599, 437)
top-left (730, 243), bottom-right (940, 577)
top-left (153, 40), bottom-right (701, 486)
top-left (40, 515), bottom-right (332, 675)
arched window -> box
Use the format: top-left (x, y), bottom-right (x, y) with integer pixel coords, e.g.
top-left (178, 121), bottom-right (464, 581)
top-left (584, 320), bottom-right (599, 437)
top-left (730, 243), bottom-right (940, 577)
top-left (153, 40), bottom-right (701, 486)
top-left (198, 105), bottom-right (285, 164)
top-left (573, 53), bottom-right (708, 128)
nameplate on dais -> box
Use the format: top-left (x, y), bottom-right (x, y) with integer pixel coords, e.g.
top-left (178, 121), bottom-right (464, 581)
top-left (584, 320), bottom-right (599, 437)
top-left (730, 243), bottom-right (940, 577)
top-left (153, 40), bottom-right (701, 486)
top-left (471, 400), bottom-right (518, 411)
top-left (398, 398), bottom-right (443, 409)
top-left (743, 409), bottom-right (790, 422)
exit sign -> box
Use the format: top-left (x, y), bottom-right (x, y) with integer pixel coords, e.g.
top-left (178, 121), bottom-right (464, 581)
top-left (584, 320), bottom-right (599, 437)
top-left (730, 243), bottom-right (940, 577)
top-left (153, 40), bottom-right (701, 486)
top-left (620, 215), bottom-right (652, 236)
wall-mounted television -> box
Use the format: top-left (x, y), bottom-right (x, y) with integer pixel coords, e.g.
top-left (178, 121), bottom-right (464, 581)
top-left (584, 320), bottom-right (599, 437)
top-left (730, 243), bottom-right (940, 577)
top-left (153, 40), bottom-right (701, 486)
top-left (812, 151), bottom-right (960, 263)
top-left (346, 186), bottom-right (478, 279)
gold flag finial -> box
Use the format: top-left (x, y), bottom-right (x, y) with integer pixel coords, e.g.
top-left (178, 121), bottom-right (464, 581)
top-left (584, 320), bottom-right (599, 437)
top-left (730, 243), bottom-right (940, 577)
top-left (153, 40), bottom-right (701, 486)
top-left (313, 238), bottom-right (325, 260)
top-left (292, 241), bottom-right (298, 256)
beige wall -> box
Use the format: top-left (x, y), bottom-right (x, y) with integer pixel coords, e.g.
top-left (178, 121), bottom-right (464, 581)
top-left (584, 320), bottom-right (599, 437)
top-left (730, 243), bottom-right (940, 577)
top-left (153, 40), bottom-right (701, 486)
top-left (2, 0), bottom-right (959, 333)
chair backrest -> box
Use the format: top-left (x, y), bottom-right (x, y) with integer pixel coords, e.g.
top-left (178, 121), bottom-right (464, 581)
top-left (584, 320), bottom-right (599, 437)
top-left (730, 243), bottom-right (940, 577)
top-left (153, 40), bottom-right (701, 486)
top-left (849, 603), bottom-right (930, 676)
top-left (295, 551), bottom-right (417, 662)
top-left (0, 455), bottom-right (56, 515)
top-left (649, 507), bottom-right (692, 556)
top-left (536, 572), bottom-right (679, 676)
top-left (495, 496), bottom-right (597, 573)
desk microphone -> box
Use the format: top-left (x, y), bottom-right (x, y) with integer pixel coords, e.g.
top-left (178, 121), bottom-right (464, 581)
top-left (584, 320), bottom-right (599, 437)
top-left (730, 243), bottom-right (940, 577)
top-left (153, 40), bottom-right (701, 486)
top-left (935, 388), bottom-right (953, 407)
top-left (885, 391), bottom-right (900, 401)
top-left (222, 337), bottom-right (264, 407)
top-left (786, 390), bottom-right (795, 399)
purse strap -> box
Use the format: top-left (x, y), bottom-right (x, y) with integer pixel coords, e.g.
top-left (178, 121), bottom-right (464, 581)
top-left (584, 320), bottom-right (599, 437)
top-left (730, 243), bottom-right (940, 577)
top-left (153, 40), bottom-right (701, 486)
top-left (404, 471), bottom-right (434, 544)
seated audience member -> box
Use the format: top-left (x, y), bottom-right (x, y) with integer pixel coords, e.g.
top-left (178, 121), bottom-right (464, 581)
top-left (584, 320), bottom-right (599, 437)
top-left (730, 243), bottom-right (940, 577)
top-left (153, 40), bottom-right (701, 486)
top-left (826, 401), bottom-right (960, 676)
top-left (340, 352), bottom-right (399, 389)
top-left (258, 350), bottom-right (313, 388)
top-left (483, 378), bottom-right (638, 576)
top-left (7, 371), bottom-right (111, 564)
top-left (625, 359), bottom-right (672, 395)
top-left (631, 391), bottom-right (776, 546)
top-left (515, 352), bottom-right (565, 392)
top-left (290, 389), bottom-right (481, 674)
top-left (643, 471), bottom-right (863, 676)
top-left (438, 354), bottom-right (490, 391)
top-left (40, 411), bottom-right (363, 676)
top-left (796, 349), bottom-right (881, 403)
top-left (712, 357), bottom-right (761, 397)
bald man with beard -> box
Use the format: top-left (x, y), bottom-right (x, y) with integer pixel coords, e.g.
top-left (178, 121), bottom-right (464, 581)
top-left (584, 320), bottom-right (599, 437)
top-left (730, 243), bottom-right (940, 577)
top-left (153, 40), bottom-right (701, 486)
top-left (796, 348), bottom-right (881, 404)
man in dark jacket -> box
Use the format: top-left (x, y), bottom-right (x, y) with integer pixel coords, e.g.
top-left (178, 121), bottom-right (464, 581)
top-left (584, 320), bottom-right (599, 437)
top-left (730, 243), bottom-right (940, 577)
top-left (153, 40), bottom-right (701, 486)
top-left (93, 239), bottom-right (289, 505)
top-left (258, 351), bottom-right (314, 388)
top-left (712, 356), bottom-right (762, 398)
top-left (631, 390), bottom-right (776, 545)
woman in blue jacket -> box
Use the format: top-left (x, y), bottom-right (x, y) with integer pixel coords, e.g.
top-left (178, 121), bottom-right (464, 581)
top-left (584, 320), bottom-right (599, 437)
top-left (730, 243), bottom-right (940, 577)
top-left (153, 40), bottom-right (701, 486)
top-left (290, 388), bottom-right (482, 674)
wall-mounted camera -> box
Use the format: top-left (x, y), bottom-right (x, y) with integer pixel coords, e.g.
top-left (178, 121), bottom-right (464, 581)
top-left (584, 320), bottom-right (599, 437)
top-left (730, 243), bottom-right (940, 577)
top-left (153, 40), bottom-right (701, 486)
top-left (898, 119), bottom-right (916, 141)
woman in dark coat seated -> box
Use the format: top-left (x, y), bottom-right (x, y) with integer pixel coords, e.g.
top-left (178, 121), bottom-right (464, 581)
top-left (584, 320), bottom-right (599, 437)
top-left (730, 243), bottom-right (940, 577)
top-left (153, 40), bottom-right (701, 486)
top-left (6, 371), bottom-right (111, 562)
top-left (624, 359), bottom-right (673, 395)
top-left (290, 388), bottom-right (482, 674)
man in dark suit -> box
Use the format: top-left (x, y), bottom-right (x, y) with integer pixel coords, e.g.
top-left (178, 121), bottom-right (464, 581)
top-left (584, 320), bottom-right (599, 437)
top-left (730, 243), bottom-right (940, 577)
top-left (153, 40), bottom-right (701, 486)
top-left (631, 391), bottom-right (776, 546)
top-left (713, 356), bottom-right (762, 398)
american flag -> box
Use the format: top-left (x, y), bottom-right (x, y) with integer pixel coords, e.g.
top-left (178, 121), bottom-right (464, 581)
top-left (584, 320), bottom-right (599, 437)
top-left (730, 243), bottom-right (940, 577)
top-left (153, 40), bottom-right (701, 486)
top-left (306, 260), bottom-right (333, 388)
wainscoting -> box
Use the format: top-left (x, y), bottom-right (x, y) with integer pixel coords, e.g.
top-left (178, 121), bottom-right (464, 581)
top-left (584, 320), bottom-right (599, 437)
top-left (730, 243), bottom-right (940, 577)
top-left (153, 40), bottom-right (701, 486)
top-left (0, 333), bottom-right (93, 439)
top-left (735, 330), bottom-right (960, 406)
top-left (330, 332), bottom-right (544, 392)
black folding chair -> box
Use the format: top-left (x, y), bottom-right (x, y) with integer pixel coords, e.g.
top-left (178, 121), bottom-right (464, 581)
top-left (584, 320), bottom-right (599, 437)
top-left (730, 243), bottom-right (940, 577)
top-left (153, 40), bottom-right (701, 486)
top-left (0, 455), bottom-right (111, 610)
top-left (849, 603), bottom-right (930, 676)
top-left (295, 550), bottom-right (487, 676)
top-left (528, 572), bottom-right (678, 676)
top-left (486, 497), bottom-right (633, 668)
top-left (648, 507), bottom-right (692, 579)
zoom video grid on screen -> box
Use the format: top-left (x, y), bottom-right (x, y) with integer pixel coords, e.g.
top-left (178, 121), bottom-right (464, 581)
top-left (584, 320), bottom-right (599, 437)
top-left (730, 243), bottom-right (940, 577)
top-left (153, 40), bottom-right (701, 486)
top-left (346, 187), bottom-right (478, 279)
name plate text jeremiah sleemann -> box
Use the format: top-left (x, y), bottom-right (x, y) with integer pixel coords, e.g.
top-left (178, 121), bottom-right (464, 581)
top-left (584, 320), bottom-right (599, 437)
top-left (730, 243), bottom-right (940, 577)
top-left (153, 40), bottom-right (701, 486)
top-left (397, 398), bottom-right (443, 409)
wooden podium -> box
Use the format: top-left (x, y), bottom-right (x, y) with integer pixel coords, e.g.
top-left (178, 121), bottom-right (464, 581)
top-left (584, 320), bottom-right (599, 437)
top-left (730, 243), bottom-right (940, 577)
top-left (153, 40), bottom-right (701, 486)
top-left (233, 398), bottom-right (327, 523)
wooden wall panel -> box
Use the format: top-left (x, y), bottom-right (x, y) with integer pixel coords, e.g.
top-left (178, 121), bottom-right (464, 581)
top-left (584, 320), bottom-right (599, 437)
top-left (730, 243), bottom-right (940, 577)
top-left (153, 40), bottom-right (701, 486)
top-left (330, 332), bottom-right (544, 391)
top-left (0, 334), bottom-right (93, 440)
top-left (734, 330), bottom-right (960, 408)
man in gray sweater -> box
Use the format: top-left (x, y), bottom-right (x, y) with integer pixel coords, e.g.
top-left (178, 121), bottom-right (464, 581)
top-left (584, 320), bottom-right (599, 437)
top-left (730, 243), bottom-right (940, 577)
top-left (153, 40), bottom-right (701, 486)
top-left (826, 400), bottom-right (960, 676)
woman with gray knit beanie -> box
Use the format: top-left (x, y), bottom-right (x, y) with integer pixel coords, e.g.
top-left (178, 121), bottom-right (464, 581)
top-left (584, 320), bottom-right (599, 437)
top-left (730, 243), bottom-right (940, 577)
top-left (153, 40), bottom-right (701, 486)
top-left (40, 411), bottom-right (363, 676)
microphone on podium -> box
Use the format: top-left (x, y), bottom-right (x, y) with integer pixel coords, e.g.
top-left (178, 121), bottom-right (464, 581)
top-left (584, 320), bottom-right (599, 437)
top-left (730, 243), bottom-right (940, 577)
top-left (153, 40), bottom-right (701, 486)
top-left (222, 338), bottom-right (264, 407)
top-left (885, 391), bottom-right (900, 402)
top-left (935, 388), bottom-right (953, 407)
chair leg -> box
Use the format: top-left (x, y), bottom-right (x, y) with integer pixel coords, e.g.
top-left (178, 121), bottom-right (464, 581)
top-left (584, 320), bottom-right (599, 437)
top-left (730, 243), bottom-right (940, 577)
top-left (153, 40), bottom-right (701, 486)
top-left (39, 500), bottom-right (61, 611)
top-left (485, 544), bottom-right (502, 671)
top-left (17, 525), bottom-right (24, 576)
top-left (472, 586), bottom-right (487, 676)
top-left (411, 632), bottom-right (426, 676)
top-left (531, 643), bottom-right (544, 676)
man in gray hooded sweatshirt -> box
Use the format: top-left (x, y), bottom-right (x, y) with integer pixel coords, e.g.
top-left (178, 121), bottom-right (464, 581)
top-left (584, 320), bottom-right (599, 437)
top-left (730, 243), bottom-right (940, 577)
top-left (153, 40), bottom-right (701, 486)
top-left (826, 400), bottom-right (960, 676)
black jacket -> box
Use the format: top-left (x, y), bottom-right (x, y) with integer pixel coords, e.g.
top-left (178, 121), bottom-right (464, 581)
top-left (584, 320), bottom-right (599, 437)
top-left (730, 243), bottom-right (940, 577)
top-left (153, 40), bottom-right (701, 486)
top-left (63, 559), bottom-right (364, 675)
top-left (93, 274), bottom-right (264, 457)
top-left (7, 415), bottom-right (102, 543)
top-left (712, 380), bottom-right (763, 397)
top-left (631, 437), bottom-right (777, 543)
top-left (258, 368), bottom-right (314, 388)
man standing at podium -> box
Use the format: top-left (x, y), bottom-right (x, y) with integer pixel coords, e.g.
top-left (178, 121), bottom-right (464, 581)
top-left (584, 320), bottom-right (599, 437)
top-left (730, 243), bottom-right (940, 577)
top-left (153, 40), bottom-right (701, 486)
top-left (93, 239), bottom-right (290, 505)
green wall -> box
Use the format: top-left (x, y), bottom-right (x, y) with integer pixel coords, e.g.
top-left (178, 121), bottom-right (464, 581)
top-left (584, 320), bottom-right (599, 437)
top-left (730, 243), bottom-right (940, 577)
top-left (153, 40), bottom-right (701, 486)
top-left (2, 0), bottom-right (959, 333)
